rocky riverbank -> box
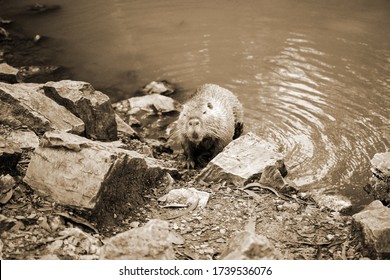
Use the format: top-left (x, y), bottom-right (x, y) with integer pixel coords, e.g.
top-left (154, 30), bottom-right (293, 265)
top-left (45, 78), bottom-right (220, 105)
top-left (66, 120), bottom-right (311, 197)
top-left (1, 6), bottom-right (389, 260)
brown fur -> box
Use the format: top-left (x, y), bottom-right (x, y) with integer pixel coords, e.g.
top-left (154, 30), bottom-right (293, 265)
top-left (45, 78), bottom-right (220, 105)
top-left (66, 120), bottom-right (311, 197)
top-left (176, 84), bottom-right (244, 168)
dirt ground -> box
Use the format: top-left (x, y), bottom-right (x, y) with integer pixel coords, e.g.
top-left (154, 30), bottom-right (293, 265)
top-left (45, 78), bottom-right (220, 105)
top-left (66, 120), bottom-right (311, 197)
top-left (0, 134), bottom-right (365, 260)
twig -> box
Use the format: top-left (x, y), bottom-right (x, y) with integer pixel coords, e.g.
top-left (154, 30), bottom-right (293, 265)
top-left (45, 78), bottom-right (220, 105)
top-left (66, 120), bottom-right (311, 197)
top-left (243, 182), bottom-right (281, 198)
top-left (243, 182), bottom-right (292, 201)
top-left (163, 197), bottom-right (199, 220)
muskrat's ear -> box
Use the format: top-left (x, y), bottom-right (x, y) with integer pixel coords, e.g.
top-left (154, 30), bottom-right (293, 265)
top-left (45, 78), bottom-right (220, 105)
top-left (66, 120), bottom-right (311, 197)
top-left (207, 102), bottom-right (213, 109)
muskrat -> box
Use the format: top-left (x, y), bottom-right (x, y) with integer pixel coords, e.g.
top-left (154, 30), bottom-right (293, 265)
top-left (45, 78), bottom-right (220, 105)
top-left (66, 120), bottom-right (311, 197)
top-left (176, 84), bottom-right (244, 168)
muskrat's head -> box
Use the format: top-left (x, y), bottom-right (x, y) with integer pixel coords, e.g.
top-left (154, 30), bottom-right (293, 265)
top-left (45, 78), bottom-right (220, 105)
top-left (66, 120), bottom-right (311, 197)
top-left (181, 101), bottom-right (215, 144)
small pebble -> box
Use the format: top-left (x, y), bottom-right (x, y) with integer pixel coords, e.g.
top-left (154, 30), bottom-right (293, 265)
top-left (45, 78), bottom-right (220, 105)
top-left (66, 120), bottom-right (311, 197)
top-left (129, 221), bottom-right (140, 228)
top-left (33, 34), bottom-right (41, 43)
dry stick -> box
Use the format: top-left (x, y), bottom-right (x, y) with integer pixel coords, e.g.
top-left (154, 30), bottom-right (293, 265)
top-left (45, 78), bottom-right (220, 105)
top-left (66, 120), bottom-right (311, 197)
top-left (163, 197), bottom-right (200, 220)
top-left (243, 182), bottom-right (290, 200)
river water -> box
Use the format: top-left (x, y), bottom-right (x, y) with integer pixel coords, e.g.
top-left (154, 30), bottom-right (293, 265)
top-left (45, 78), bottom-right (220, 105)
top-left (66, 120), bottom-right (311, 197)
top-left (3, 0), bottom-right (390, 211)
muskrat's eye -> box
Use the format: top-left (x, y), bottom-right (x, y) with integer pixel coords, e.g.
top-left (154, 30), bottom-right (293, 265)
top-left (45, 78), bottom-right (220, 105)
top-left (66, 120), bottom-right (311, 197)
top-left (203, 111), bottom-right (207, 114)
top-left (207, 102), bottom-right (213, 109)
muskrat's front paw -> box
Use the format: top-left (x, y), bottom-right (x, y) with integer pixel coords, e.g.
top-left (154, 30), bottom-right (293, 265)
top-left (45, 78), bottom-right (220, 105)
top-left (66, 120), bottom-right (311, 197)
top-left (183, 160), bottom-right (196, 169)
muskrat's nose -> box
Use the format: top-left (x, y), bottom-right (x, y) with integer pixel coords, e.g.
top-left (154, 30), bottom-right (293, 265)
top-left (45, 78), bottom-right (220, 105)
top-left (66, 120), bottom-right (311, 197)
top-left (189, 119), bottom-right (200, 126)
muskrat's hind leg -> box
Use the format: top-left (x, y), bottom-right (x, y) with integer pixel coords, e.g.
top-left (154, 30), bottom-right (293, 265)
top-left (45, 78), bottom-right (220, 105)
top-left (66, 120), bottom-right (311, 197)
top-left (233, 122), bottom-right (244, 139)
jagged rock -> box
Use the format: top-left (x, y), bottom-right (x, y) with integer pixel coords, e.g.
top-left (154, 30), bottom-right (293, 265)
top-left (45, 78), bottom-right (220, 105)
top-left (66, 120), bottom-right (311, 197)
top-left (100, 219), bottom-right (180, 259)
top-left (0, 82), bottom-right (85, 135)
top-left (16, 65), bottom-right (61, 83)
top-left (140, 81), bottom-right (175, 95)
top-left (352, 200), bottom-right (390, 258)
top-left (0, 63), bottom-right (18, 83)
top-left (43, 80), bottom-right (117, 141)
top-left (198, 132), bottom-right (285, 186)
top-left (24, 131), bottom-right (176, 227)
top-left (371, 152), bottom-right (390, 178)
top-left (220, 231), bottom-right (282, 260)
top-left (113, 94), bottom-right (181, 115)
top-left (365, 152), bottom-right (390, 205)
top-left (115, 114), bottom-right (138, 138)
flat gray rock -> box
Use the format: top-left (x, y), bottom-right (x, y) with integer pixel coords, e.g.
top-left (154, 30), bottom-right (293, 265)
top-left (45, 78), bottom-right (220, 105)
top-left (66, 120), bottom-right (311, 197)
top-left (198, 132), bottom-right (285, 186)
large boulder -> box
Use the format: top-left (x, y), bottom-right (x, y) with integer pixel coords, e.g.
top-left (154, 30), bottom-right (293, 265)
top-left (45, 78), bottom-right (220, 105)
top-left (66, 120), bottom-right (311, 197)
top-left (43, 80), bottom-right (117, 141)
top-left (23, 131), bottom-right (176, 227)
top-left (198, 132), bottom-right (286, 186)
top-left (352, 200), bottom-right (390, 258)
top-left (100, 219), bottom-right (181, 259)
top-left (365, 152), bottom-right (390, 205)
top-left (0, 82), bottom-right (84, 135)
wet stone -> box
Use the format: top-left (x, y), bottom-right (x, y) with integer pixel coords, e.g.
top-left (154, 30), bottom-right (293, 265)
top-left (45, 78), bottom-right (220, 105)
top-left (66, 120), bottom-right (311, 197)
top-left (352, 200), bottom-right (390, 258)
top-left (371, 152), bottom-right (390, 179)
top-left (366, 152), bottom-right (390, 205)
